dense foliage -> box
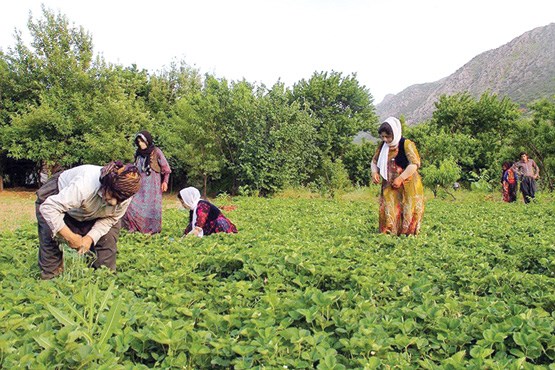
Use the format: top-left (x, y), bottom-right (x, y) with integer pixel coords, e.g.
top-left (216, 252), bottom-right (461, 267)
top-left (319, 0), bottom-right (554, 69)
top-left (407, 92), bottom-right (555, 190)
top-left (0, 7), bottom-right (377, 195)
top-left (1, 192), bottom-right (555, 368)
top-left (1, 7), bottom-right (555, 195)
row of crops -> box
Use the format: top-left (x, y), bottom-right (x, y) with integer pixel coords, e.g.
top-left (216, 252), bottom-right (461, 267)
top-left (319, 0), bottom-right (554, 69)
top-left (1, 192), bottom-right (555, 368)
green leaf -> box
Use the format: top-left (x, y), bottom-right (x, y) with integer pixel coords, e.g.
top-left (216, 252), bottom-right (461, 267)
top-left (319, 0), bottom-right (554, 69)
top-left (98, 295), bottom-right (123, 347)
top-left (56, 289), bottom-right (88, 327)
top-left (231, 344), bottom-right (256, 356)
top-left (33, 334), bottom-right (54, 349)
top-left (46, 304), bottom-right (77, 327)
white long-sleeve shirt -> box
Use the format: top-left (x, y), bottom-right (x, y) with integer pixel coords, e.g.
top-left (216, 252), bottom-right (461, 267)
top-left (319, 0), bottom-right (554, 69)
top-left (39, 165), bottom-right (132, 244)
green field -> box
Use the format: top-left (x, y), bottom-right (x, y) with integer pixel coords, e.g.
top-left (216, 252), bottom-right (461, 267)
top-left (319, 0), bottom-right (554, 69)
top-left (1, 191), bottom-right (555, 368)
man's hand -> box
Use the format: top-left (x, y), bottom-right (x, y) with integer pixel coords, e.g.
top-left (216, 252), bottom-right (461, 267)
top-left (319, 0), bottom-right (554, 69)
top-left (78, 235), bottom-right (94, 255)
top-left (58, 226), bottom-right (82, 249)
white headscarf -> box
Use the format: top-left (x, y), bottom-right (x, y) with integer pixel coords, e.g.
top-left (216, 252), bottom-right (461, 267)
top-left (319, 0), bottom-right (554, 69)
top-left (377, 117), bottom-right (402, 180)
top-left (179, 187), bottom-right (203, 237)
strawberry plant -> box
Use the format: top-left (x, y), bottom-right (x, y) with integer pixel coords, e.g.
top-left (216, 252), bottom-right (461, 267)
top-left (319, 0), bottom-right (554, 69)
top-left (1, 192), bottom-right (555, 368)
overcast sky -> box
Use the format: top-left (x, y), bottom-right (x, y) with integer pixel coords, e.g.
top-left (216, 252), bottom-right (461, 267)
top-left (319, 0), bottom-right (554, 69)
top-left (1, 0), bottom-right (554, 103)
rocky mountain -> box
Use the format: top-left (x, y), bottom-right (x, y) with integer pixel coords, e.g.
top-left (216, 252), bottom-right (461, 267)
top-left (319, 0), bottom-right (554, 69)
top-left (375, 23), bottom-right (555, 125)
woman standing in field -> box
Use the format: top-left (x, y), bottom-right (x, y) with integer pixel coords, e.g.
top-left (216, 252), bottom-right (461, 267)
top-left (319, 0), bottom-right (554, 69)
top-left (122, 131), bottom-right (171, 234)
top-left (178, 187), bottom-right (237, 237)
top-left (501, 161), bottom-right (518, 202)
top-left (371, 117), bottom-right (424, 235)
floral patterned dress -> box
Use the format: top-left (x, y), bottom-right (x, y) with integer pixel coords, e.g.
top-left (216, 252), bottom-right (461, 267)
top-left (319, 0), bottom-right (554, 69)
top-left (502, 168), bottom-right (518, 203)
top-left (121, 147), bottom-right (171, 234)
top-left (372, 139), bottom-right (424, 235)
top-left (184, 200), bottom-right (238, 236)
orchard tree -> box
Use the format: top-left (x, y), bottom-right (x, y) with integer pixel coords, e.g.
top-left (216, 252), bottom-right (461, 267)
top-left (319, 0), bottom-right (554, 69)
top-left (0, 6), bottom-right (152, 175)
top-left (507, 96), bottom-right (555, 191)
top-left (406, 123), bottom-right (477, 175)
top-left (420, 157), bottom-right (462, 199)
top-left (343, 140), bottom-right (376, 186)
top-left (239, 82), bottom-right (318, 195)
top-left (429, 91), bottom-right (521, 183)
top-left (144, 59), bottom-right (202, 120)
top-left (289, 71), bottom-right (378, 163)
top-left (165, 76), bottom-right (225, 195)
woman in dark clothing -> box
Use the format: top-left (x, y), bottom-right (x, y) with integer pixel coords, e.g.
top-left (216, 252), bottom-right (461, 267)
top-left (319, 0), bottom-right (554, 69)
top-left (122, 130), bottom-right (171, 234)
top-left (501, 161), bottom-right (518, 202)
top-left (178, 187), bottom-right (237, 237)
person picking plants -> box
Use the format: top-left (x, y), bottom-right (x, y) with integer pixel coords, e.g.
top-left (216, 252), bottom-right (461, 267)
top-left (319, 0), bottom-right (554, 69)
top-left (178, 186), bottom-right (237, 237)
top-left (371, 116), bottom-right (424, 235)
top-left (36, 161), bottom-right (141, 280)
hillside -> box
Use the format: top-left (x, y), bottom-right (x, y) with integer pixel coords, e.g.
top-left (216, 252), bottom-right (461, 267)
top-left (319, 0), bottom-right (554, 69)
top-left (375, 23), bottom-right (555, 124)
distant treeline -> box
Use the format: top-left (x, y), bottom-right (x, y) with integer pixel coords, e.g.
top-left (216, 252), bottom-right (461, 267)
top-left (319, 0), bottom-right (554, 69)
top-left (1, 7), bottom-right (554, 195)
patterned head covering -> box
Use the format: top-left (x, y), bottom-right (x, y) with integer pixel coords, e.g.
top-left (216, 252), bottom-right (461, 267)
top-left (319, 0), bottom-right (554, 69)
top-left (99, 161), bottom-right (141, 201)
top-left (135, 131), bottom-right (155, 156)
top-left (134, 130), bottom-right (160, 175)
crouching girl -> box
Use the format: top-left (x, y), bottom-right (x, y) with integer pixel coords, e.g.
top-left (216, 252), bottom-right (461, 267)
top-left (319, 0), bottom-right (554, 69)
top-left (178, 187), bottom-right (237, 237)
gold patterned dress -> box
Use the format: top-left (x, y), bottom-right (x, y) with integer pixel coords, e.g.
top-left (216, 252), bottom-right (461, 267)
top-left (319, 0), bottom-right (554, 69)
top-left (372, 139), bottom-right (424, 235)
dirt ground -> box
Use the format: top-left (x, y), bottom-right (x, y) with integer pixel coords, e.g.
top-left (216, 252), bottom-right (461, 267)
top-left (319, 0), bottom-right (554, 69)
top-left (0, 188), bottom-right (181, 233)
top-left (0, 188), bottom-right (37, 232)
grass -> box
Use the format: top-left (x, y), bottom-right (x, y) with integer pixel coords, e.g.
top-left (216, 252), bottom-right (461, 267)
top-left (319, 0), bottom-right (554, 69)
top-left (1, 185), bottom-right (551, 234)
top-left (0, 188), bottom-right (37, 232)
top-left (0, 188), bottom-right (182, 233)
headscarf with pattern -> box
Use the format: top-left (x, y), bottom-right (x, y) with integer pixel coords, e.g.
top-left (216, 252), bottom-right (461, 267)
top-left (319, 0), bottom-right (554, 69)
top-left (99, 161), bottom-right (141, 201)
top-left (134, 130), bottom-right (160, 175)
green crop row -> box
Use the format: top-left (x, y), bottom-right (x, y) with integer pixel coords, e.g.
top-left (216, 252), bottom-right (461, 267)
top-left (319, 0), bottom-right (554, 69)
top-left (1, 194), bottom-right (555, 368)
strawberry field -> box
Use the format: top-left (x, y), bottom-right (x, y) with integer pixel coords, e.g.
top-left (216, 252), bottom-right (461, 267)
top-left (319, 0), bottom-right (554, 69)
top-left (1, 192), bottom-right (555, 369)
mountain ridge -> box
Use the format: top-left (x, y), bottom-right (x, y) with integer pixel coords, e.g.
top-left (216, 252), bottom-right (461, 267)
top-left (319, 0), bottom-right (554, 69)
top-left (375, 23), bottom-right (555, 125)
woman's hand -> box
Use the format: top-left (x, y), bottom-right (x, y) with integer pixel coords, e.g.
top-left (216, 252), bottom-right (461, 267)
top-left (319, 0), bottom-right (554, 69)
top-left (187, 226), bottom-right (203, 237)
top-left (392, 177), bottom-right (404, 189)
top-left (161, 182), bottom-right (168, 192)
top-left (372, 172), bottom-right (381, 184)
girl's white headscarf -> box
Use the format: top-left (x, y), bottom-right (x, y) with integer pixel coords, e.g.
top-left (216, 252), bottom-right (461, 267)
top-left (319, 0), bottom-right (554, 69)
top-left (377, 117), bottom-right (402, 180)
top-left (179, 187), bottom-right (203, 237)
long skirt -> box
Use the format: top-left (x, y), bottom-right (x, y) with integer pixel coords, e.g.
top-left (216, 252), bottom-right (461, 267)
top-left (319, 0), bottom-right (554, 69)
top-left (502, 181), bottom-right (518, 202)
top-left (122, 171), bottom-right (163, 234)
top-left (204, 214), bottom-right (238, 235)
top-left (379, 173), bottom-right (425, 236)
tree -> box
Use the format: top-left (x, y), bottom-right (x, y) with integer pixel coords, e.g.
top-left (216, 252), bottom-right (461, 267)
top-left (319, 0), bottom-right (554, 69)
top-left (289, 71), bottom-right (378, 164)
top-left (165, 77), bottom-right (224, 195)
top-left (428, 91), bottom-right (521, 183)
top-left (0, 6), bottom-right (152, 176)
top-left (421, 157), bottom-right (462, 199)
top-left (343, 140), bottom-right (376, 186)
top-left (507, 96), bottom-right (555, 191)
